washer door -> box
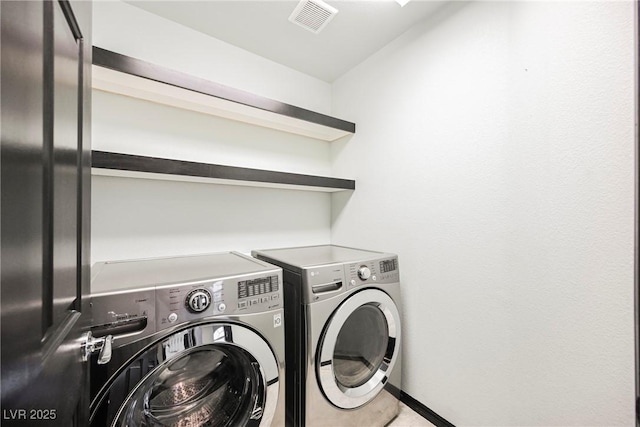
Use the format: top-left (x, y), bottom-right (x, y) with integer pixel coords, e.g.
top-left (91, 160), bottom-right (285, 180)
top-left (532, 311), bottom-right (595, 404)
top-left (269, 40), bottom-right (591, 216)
top-left (91, 322), bottom-right (279, 427)
top-left (316, 289), bottom-right (401, 409)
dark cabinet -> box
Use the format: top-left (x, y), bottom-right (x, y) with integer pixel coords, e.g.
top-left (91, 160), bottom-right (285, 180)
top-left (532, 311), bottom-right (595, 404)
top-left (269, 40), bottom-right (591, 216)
top-left (1, 0), bottom-right (92, 424)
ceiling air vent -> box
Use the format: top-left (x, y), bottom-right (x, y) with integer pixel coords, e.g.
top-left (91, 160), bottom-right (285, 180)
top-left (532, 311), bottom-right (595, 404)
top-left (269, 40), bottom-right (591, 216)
top-left (288, 0), bottom-right (338, 34)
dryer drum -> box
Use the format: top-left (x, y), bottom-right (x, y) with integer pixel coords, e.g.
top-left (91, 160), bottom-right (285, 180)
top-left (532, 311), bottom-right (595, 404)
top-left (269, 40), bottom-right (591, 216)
top-left (333, 304), bottom-right (389, 388)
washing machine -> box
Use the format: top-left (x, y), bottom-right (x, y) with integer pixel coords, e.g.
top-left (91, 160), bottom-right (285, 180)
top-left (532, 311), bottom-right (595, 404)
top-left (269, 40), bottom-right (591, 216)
top-left (251, 245), bottom-right (402, 427)
top-left (87, 252), bottom-right (285, 427)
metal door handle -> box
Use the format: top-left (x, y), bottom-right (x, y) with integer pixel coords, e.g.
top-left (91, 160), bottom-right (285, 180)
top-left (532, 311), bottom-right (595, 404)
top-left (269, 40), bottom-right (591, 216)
top-left (97, 335), bottom-right (113, 365)
top-left (250, 405), bottom-right (263, 420)
top-left (81, 331), bottom-right (113, 364)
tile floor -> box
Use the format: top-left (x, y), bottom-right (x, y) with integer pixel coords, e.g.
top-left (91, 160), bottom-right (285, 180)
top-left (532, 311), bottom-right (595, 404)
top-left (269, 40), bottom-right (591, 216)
top-left (386, 403), bottom-right (437, 427)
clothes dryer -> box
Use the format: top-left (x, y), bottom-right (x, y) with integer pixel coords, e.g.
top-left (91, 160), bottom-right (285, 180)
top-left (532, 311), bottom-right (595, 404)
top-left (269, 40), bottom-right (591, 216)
top-left (88, 252), bottom-right (285, 427)
top-left (252, 245), bottom-right (401, 427)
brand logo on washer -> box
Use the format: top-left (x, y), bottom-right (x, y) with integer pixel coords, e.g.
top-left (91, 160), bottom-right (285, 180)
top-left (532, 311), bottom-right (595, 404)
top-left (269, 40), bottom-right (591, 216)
top-left (273, 313), bottom-right (282, 328)
top-left (108, 311), bottom-right (141, 322)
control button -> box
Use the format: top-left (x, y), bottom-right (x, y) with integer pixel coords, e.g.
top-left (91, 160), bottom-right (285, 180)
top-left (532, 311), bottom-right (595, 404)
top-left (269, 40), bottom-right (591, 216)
top-left (217, 303), bottom-right (226, 313)
top-left (250, 298), bottom-right (259, 306)
top-left (372, 275), bottom-right (377, 281)
top-left (271, 294), bottom-right (279, 300)
top-left (261, 297), bottom-right (270, 303)
top-left (238, 301), bottom-right (247, 309)
top-left (357, 266), bottom-right (371, 280)
top-left (168, 313), bottom-right (178, 323)
top-left (350, 279), bottom-right (356, 287)
top-left (186, 289), bottom-right (212, 313)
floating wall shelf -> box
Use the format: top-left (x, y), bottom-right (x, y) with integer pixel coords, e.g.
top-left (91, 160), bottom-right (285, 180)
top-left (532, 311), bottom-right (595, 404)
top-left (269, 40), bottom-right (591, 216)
top-left (92, 47), bottom-right (356, 141)
top-left (92, 151), bottom-right (356, 193)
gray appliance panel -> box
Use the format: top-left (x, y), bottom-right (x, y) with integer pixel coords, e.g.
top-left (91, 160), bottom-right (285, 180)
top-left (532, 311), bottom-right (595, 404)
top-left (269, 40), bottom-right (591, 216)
top-left (91, 252), bottom-right (274, 293)
top-left (89, 252), bottom-right (282, 345)
top-left (155, 271), bottom-right (283, 330)
top-left (252, 245), bottom-right (391, 272)
top-left (304, 284), bottom-right (402, 426)
top-left (254, 245), bottom-right (399, 303)
top-left (90, 288), bottom-right (156, 346)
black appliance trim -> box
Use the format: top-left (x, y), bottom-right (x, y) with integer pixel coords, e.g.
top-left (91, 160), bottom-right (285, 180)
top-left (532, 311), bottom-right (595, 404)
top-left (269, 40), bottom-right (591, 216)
top-left (400, 391), bottom-right (456, 427)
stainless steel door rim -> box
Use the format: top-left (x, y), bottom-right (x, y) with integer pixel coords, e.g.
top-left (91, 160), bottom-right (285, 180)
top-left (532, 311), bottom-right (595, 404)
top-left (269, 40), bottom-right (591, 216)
top-left (317, 289), bottom-right (401, 409)
top-left (112, 322), bottom-right (280, 427)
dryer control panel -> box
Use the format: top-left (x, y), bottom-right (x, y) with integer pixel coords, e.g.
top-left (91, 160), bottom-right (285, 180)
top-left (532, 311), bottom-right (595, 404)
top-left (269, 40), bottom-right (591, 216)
top-left (346, 256), bottom-right (400, 290)
top-left (301, 256), bottom-right (400, 303)
top-left (156, 271), bottom-right (283, 330)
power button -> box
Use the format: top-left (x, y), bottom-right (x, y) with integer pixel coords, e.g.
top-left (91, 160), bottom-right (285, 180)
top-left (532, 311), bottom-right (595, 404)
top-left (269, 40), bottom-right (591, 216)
top-left (168, 312), bottom-right (178, 323)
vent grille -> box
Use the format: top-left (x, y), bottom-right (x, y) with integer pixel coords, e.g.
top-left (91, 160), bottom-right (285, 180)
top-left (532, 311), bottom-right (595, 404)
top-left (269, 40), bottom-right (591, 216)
top-left (288, 0), bottom-right (338, 34)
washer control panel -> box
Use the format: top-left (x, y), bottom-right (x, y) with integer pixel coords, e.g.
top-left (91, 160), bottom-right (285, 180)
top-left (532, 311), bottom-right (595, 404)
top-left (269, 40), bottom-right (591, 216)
top-left (186, 288), bottom-right (212, 313)
top-left (237, 275), bottom-right (280, 310)
top-left (156, 271), bottom-right (282, 330)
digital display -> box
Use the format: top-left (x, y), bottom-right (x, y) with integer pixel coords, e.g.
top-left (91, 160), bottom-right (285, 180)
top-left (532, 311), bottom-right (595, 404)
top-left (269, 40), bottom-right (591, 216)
top-left (380, 259), bottom-right (397, 273)
top-left (238, 276), bottom-right (279, 299)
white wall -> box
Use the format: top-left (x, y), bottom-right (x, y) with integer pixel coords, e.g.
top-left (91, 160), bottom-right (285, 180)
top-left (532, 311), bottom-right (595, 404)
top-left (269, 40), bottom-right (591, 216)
top-left (91, 1), bottom-right (334, 262)
top-left (331, 1), bottom-right (636, 426)
top-left (92, 176), bottom-right (330, 261)
top-left (93, 1), bottom-right (636, 424)
top-left (93, 1), bottom-right (331, 114)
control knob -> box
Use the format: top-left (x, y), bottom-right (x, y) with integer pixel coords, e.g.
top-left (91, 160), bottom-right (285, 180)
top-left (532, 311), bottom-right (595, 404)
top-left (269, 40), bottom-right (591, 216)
top-left (186, 289), bottom-right (212, 313)
top-left (357, 266), bottom-right (371, 281)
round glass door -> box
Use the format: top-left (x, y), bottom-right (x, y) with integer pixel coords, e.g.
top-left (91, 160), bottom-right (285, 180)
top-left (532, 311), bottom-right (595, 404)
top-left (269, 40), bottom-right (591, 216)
top-left (117, 345), bottom-right (260, 426)
top-left (333, 304), bottom-right (389, 388)
top-left (317, 289), bottom-right (401, 409)
top-left (102, 323), bottom-right (279, 427)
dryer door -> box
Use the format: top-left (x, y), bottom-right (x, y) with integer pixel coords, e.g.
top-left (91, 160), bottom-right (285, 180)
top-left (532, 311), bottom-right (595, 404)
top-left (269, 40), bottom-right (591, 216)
top-left (90, 322), bottom-right (280, 427)
top-left (317, 289), bottom-right (401, 409)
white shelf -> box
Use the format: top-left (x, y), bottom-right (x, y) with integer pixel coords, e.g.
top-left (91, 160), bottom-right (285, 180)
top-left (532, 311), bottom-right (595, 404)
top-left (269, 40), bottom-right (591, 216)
top-left (91, 151), bottom-right (356, 193)
top-left (92, 47), bottom-right (356, 142)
